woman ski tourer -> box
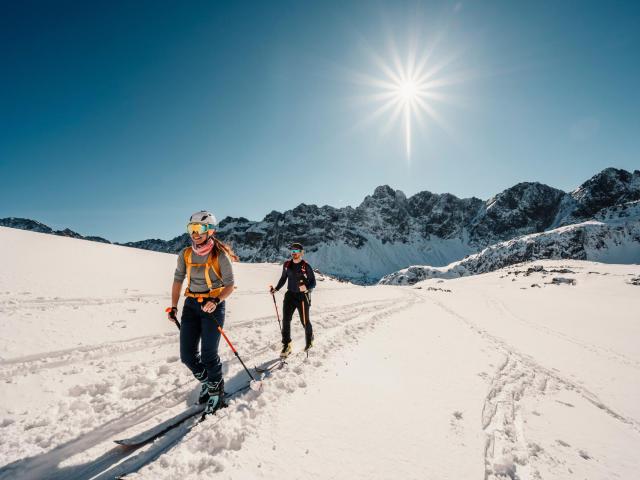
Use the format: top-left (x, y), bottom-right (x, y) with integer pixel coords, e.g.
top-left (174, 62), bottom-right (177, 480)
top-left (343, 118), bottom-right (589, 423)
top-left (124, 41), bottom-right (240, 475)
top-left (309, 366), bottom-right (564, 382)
top-left (167, 210), bottom-right (238, 415)
top-left (270, 242), bottom-right (316, 358)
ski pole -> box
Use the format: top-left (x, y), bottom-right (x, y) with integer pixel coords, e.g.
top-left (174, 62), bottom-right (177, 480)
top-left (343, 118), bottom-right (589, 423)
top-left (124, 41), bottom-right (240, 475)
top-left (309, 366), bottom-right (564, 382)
top-left (301, 298), bottom-right (310, 358)
top-left (301, 300), bottom-right (306, 327)
top-left (165, 308), bottom-right (181, 330)
top-left (209, 313), bottom-right (260, 388)
top-left (270, 287), bottom-right (282, 333)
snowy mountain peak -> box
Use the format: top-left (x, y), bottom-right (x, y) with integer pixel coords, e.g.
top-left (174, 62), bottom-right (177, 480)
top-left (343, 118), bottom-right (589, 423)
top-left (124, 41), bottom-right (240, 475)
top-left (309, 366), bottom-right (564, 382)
top-left (2, 167), bottom-right (638, 283)
top-left (380, 199), bottom-right (640, 285)
top-left (570, 168), bottom-right (640, 218)
top-left (0, 217), bottom-right (111, 243)
top-left (0, 217), bottom-right (54, 234)
top-left (371, 184), bottom-right (398, 199)
top-left (471, 182), bottom-right (566, 242)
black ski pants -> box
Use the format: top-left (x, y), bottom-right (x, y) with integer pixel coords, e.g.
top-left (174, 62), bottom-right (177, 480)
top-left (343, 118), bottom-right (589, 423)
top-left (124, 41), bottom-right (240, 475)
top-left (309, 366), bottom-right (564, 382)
top-left (180, 297), bottom-right (225, 384)
top-left (281, 290), bottom-right (313, 346)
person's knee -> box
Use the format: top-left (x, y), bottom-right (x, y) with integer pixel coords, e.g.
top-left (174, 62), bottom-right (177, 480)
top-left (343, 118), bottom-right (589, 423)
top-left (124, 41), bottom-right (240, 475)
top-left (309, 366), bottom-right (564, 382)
top-left (200, 348), bottom-right (220, 366)
top-left (180, 349), bottom-right (198, 369)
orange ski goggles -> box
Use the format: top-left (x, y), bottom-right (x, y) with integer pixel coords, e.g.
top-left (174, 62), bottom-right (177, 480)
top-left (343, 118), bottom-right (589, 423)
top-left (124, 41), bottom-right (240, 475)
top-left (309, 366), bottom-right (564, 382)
top-left (187, 223), bottom-right (213, 235)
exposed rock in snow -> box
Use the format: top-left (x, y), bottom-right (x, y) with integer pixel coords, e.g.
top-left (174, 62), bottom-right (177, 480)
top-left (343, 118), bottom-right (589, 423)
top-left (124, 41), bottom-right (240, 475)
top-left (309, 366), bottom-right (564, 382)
top-left (550, 277), bottom-right (577, 286)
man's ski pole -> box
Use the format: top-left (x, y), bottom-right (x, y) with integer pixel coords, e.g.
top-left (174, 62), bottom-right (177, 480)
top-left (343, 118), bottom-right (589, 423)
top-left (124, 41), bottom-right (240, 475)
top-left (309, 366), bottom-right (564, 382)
top-left (301, 300), bottom-right (307, 327)
top-left (301, 299), bottom-right (310, 359)
top-left (270, 287), bottom-right (282, 333)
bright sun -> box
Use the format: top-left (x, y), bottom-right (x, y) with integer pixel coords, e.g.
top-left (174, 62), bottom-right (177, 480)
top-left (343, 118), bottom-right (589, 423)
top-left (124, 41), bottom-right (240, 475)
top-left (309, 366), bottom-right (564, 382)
top-left (351, 30), bottom-right (463, 164)
top-left (397, 80), bottom-right (418, 103)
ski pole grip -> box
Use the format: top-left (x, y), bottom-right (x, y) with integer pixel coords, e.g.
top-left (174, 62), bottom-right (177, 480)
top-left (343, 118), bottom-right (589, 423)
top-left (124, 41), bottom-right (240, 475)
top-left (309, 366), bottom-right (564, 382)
top-left (165, 307), bottom-right (180, 330)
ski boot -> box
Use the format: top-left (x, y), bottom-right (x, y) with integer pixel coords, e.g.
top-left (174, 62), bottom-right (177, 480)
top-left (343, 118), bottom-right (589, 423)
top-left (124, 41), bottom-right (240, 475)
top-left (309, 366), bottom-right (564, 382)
top-left (198, 380), bottom-right (210, 404)
top-left (204, 379), bottom-right (226, 415)
top-left (195, 370), bottom-right (209, 404)
top-left (304, 339), bottom-right (313, 353)
top-left (280, 342), bottom-right (292, 359)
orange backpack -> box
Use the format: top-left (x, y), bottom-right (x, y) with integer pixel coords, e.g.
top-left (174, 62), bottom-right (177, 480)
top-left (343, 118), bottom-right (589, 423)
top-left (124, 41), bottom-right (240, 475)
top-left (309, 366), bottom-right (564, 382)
top-left (183, 247), bottom-right (224, 301)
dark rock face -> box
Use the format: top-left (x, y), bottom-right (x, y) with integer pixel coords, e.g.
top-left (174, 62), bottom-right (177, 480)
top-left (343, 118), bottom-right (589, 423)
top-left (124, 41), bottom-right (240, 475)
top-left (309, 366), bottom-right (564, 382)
top-left (84, 236), bottom-right (111, 244)
top-left (0, 218), bottom-right (112, 244)
top-left (380, 200), bottom-right (640, 285)
top-left (2, 167), bottom-right (639, 283)
top-left (55, 228), bottom-right (84, 239)
top-left (0, 218), bottom-right (54, 234)
top-left (570, 168), bottom-right (640, 219)
top-left (122, 234), bottom-right (190, 253)
top-left (469, 183), bottom-right (566, 244)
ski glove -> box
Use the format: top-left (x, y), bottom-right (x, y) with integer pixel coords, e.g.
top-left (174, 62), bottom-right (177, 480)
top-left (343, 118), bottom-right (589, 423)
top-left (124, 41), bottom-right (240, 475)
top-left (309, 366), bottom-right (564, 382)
top-left (166, 307), bottom-right (178, 321)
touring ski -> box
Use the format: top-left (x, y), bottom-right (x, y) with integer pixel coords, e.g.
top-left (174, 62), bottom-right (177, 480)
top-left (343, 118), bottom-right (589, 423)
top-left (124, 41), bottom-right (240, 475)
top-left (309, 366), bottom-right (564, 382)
top-left (114, 384), bottom-right (250, 446)
top-left (254, 358), bottom-right (286, 374)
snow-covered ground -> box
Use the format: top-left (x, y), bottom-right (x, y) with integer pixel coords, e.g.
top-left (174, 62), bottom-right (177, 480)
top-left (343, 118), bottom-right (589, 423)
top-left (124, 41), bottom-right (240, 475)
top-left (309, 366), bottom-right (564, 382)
top-left (0, 226), bottom-right (639, 479)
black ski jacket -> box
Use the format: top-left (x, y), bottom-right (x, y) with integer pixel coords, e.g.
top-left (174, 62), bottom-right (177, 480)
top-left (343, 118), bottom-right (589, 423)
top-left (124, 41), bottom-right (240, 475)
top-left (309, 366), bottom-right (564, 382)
top-left (275, 260), bottom-right (316, 293)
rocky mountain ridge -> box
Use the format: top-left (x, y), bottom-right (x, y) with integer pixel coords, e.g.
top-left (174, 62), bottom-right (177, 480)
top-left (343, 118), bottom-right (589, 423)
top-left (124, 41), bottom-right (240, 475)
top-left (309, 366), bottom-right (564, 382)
top-left (2, 167), bottom-right (638, 283)
top-left (379, 200), bottom-right (640, 285)
top-left (0, 218), bottom-right (111, 244)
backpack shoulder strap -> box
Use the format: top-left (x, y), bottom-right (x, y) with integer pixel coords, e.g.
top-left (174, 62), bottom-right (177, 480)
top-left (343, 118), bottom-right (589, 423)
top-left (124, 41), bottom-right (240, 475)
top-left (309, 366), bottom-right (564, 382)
top-left (208, 252), bottom-right (222, 281)
top-left (184, 247), bottom-right (194, 288)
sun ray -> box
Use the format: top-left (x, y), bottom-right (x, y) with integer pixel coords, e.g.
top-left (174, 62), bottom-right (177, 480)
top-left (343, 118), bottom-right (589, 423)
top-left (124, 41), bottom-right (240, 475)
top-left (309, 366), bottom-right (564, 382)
top-left (349, 90), bottom-right (406, 107)
top-left (381, 100), bottom-right (406, 135)
top-left (415, 96), bottom-right (456, 139)
top-left (347, 97), bottom-right (401, 135)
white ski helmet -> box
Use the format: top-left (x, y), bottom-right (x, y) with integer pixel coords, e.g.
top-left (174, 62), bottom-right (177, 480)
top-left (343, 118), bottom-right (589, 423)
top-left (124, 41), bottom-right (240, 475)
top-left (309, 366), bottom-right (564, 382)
top-left (189, 210), bottom-right (218, 227)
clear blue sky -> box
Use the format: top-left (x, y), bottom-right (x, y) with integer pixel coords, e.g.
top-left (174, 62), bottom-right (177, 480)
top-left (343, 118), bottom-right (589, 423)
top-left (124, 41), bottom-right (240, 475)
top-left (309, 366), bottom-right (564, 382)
top-left (1, 0), bottom-right (638, 242)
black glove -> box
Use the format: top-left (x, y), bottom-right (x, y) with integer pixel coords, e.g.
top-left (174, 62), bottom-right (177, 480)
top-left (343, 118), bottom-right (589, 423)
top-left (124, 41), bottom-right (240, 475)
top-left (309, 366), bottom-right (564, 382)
top-left (166, 306), bottom-right (178, 321)
top-left (269, 286), bottom-right (277, 294)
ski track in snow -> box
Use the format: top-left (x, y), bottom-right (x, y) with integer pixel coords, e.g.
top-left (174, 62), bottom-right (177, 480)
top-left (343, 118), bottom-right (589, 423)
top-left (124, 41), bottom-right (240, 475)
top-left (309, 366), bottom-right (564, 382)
top-left (0, 290), bottom-right (420, 480)
top-left (487, 297), bottom-right (640, 371)
top-left (130, 290), bottom-right (423, 480)
top-left (428, 296), bottom-right (640, 480)
top-left (0, 296), bottom-right (387, 379)
top-left (0, 293), bottom-right (166, 315)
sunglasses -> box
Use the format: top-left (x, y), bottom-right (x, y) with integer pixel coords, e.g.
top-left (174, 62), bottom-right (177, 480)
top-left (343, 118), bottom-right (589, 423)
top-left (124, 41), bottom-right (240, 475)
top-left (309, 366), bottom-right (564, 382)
top-left (187, 223), bottom-right (212, 235)
top-left (291, 249), bottom-right (302, 254)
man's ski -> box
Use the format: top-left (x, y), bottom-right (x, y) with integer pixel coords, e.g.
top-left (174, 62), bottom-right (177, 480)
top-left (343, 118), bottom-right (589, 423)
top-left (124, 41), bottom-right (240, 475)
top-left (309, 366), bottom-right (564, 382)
top-left (114, 384), bottom-right (250, 446)
top-left (255, 358), bottom-right (286, 374)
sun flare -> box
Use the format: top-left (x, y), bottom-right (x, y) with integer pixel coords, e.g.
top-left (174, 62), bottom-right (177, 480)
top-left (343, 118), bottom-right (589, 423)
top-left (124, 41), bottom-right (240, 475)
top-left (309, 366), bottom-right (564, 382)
top-left (350, 29), bottom-right (465, 165)
top-left (397, 80), bottom-right (418, 103)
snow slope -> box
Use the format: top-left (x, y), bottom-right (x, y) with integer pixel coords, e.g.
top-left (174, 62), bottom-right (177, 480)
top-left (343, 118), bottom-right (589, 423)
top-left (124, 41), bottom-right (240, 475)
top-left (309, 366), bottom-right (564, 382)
top-left (0, 227), bottom-right (639, 479)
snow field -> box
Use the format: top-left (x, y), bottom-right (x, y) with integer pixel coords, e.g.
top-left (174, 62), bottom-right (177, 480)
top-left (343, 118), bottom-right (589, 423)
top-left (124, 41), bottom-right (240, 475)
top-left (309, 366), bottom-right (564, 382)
top-left (217, 294), bottom-right (497, 480)
top-left (1, 226), bottom-right (639, 479)
top-left (416, 262), bottom-right (640, 479)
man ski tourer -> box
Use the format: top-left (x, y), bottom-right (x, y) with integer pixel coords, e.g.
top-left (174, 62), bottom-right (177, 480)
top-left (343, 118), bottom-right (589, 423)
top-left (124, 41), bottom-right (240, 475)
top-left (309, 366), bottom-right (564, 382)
top-left (167, 210), bottom-right (238, 415)
top-left (270, 242), bottom-right (316, 358)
